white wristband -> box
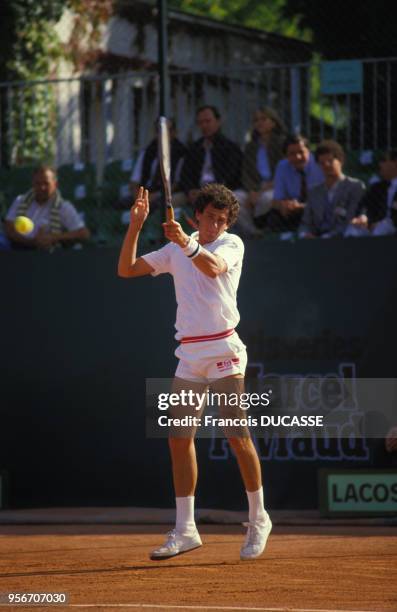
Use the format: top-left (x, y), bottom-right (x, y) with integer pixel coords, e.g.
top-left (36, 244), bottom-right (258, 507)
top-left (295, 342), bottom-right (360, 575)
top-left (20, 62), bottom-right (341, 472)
top-left (182, 237), bottom-right (201, 259)
top-left (190, 243), bottom-right (201, 259)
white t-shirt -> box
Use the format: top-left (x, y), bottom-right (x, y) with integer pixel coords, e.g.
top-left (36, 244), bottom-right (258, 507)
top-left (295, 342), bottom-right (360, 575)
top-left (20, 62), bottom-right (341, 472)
top-left (6, 195), bottom-right (85, 239)
top-left (142, 231), bottom-right (244, 341)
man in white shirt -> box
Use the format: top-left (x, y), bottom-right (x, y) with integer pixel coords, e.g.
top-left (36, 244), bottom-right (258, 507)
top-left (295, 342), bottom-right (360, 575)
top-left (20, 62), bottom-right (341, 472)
top-left (5, 165), bottom-right (90, 250)
top-left (118, 183), bottom-right (271, 561)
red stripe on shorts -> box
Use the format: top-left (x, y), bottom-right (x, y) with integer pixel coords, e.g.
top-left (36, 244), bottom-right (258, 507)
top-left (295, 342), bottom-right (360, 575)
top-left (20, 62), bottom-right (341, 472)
top-left (180, 328), bottom-right (235, 344)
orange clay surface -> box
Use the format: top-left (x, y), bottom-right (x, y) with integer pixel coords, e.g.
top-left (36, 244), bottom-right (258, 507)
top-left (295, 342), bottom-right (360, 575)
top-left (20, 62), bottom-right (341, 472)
top-left (0, 524), bottom-right (396, 611)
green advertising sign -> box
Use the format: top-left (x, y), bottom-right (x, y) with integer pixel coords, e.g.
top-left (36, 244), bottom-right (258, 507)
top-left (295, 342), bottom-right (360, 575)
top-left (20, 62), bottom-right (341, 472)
top-left (319, 470), bottom-right (397, 516)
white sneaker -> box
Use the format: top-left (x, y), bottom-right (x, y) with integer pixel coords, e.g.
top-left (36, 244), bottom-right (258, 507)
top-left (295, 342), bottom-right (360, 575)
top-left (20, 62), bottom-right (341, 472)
top-left (150, 528), bottom-right (202, 560)
top-left (240, 517), bottom-right (272, 560)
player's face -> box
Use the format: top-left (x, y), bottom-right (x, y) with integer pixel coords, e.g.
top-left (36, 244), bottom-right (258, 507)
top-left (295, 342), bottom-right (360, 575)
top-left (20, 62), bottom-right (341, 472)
top-left (196, 109), bottom-right (221, 139)
top-left (317, 153), bottom-right (343, 179)
top-left (33, 170), bottom-right (57, 203)
top-left (196, 203), bottom-right (229, 244)
top-left (286, 141), bottom-right (310, 171)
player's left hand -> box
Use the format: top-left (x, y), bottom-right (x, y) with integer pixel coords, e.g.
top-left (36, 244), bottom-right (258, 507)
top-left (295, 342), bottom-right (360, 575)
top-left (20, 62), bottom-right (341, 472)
top-left (130, 186), bottom-right (149, 229)
top-left (163, 220), bottom-right (189, 247)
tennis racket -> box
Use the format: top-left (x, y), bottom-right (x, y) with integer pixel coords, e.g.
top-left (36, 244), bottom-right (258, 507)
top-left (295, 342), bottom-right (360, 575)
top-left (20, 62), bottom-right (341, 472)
top-left (158, 116), bottom-right (174, 222)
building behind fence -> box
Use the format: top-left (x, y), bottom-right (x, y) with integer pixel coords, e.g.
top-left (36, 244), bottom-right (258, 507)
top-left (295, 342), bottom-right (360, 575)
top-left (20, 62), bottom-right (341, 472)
top-left (0, 4), bottom-right (396, 244)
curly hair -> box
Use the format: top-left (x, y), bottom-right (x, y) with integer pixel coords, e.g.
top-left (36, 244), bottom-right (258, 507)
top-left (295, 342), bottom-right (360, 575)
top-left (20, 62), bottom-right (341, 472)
top-left (194, 183), bottom-right (239, 227)
top-left (315, 140), bottom-right (345, 163)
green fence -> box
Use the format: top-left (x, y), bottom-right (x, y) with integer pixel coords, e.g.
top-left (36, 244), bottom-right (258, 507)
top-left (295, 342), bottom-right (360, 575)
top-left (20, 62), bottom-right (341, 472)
top-left (1, 237), bottom-right (396, 509)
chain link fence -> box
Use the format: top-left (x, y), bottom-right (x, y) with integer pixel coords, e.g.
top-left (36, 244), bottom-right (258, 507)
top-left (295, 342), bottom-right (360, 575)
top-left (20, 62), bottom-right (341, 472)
top-left (1, 56), bottom-right (396, 246)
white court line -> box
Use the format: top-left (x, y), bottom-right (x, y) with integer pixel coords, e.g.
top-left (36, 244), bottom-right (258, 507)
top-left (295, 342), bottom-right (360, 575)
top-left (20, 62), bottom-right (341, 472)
top-left (68, 604), bottom-right (375, 612)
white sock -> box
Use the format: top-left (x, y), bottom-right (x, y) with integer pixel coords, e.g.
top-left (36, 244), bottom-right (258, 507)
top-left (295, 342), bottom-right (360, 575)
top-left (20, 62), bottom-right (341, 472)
top-left (175, 496), bottom-right (196, 533)
top-left (246, 487), bottom-right (267, 523)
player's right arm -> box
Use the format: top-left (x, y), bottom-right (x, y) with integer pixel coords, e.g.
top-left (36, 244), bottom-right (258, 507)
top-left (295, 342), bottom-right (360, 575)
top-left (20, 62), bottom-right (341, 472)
top-left (117, 186), bottom-right (155, 278)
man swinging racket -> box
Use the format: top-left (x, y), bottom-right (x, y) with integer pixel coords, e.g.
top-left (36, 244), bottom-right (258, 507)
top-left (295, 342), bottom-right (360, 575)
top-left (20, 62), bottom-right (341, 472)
top-left (117, 182), bottom-right (272, 561)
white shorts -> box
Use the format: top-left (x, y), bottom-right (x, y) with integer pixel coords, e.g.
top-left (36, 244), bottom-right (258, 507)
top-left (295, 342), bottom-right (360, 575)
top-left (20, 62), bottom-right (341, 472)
top-left (175, 331), bottom-right (247, 382)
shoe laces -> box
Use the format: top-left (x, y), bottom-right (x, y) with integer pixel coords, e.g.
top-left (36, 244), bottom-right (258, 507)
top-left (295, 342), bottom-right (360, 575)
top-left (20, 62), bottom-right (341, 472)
top-left (242, 521), bottom-right (264, 546)
top-left (165, 529), bottom-right (177, 542)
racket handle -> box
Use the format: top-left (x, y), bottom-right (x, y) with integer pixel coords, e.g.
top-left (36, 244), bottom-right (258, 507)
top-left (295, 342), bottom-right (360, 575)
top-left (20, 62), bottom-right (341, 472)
top-left (166, 205), bottom-right (174, 222)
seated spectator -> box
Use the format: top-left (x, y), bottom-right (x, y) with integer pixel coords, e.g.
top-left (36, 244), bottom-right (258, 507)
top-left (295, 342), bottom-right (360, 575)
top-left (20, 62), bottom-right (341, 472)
top-left (264, 134), bottom-right (324, 232)
top-left (4, 165), bottom-right (90, 250)
top-left (299, 140), bottom-right (365, 238)
top-left (385, 426), bottom-right (397, 456)
top-left (346, 150), bottom-right (397, 237)
top-left (235, 107), bottom-right (286, 237)
top-left (179, 105), bottom-right (242, 205)
top-left (381, 425), bottom-right (397, 467)
top-left (130, 118), bottom-right (187, 211)
top-left (370, 423), bottom-right (397, 468)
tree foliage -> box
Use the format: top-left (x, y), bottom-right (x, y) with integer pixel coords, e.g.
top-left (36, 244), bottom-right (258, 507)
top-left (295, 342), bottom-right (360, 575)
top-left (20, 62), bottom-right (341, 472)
top-left (169, 0), bottom-right (311, 41)
top-left (170, 0), bottom-right (395, 58)
top-left (0, 0), bottom-right (113, 164)
top-left (282, 0), bottom-right (395, 59)
top-left (0, 0), bottom-right (64, 81)
top-left (66, 0), bottom-right (114, 71)
top-left (0, 1), bottom-right (65, 164)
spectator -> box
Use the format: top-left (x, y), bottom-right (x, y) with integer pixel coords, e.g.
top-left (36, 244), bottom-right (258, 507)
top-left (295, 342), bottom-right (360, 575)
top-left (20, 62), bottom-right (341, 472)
top-left (368, 423), bottom-right (397, 468)
top-left (347, 150), bottom-right (397, 237)
top-left (4, 165), bottom-right (90, 250)
top-left (179, 105), bottom-right (243, 205)
top-left (385, 426), bottom-right (397, 456)
top-left (299, 140), bottom-right (365, 238)
top-left (129, 118), bottom-right (187, 211)
top-left (235, 107), bottom-right (286, 237)
top-left (265, 134), bottom-right (324, 232)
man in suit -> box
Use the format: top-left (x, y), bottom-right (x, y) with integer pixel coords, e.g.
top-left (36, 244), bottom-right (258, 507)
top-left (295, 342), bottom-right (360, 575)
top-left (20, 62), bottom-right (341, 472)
top-left (299, 140), bottom-right (365, 238)
top-left (347, 150), bottom-right (397, 237)
top-left (179, 106), bottom-right (243, 205)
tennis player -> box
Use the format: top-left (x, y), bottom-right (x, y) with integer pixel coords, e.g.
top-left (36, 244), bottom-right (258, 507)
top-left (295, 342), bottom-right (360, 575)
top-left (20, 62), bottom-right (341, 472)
top-left (118, 183), bottom-right (272, 560)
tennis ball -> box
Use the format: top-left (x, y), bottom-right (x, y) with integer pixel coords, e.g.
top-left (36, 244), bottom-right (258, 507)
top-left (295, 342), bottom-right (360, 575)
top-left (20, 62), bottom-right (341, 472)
top-left (14, 216), bottom-right (34, 235)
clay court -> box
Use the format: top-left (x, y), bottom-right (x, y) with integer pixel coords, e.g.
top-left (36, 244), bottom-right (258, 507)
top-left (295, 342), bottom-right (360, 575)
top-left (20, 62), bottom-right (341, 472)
top-left (0, 523), bottom-right (396, 611)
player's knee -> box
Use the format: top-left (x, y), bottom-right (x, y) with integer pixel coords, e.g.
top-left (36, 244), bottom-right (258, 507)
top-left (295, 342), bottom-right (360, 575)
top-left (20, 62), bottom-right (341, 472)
top-left (168, 436), bottom-right (194, 454)
top-left (227, 436), bottom-right (252, 454)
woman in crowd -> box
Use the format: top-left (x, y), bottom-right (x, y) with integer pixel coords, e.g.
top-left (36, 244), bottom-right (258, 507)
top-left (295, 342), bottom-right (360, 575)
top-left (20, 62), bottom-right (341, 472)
top-left (235, 107), bottom-right (286, 237)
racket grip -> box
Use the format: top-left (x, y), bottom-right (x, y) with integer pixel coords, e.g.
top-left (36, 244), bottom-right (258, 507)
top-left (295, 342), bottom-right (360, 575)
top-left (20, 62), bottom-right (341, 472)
top-left (167, 205), bottom-right (174, 222)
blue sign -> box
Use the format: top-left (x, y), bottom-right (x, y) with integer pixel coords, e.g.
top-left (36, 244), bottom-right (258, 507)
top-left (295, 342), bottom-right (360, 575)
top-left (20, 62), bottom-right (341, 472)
top-left (321, 60), bottom-right (363, 95)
